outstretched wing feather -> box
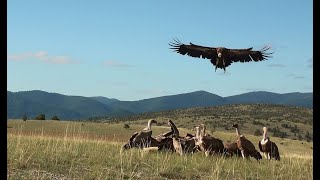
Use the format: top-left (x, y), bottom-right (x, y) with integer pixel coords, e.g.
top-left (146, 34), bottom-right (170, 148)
top-left (169, 40), bottom-right (217, 59)
top-left (129, 132), bottom-right (139, 142)
top-left (226, 46), bottom-right (273, 63)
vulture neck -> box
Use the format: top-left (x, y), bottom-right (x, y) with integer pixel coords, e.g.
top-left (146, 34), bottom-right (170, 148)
top-left (195, 127), bottom-right (200, 139)
top-left (168, 120), bottom-right (179, 136)
top-left (201, 124), bottom-right (206, 137)
top-left (235, 127), bottom-right (241, 138)
top-left (261, 128), bottom-right (269, 144)
top-left (144, 120), bottom-right (154, 131)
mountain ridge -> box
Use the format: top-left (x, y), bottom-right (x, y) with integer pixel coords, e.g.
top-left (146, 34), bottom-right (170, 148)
top-left (7, 90), bottom-right (312, 120)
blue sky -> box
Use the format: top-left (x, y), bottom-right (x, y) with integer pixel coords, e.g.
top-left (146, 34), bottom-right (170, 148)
top-left (8, 0), bottom-right (313, 101)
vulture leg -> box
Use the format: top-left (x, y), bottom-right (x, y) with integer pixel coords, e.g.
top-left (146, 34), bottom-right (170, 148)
top-left (241, 150), bottom-right (246, 159)
top-left (223, 59), bottom-right (226, 72)
top-left (263, 152), bottom-right (268, 159)
top-left (215, 59), bottom-right (219, 72)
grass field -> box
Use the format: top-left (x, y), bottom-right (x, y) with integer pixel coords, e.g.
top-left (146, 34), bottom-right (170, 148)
top-left (7, 120), bottom-right (313, 179)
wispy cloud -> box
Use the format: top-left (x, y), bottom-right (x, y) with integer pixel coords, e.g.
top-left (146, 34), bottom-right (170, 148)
top-left (267, 64), bottom-right (286, 68)
top-left (245, 88), bottom-right (276, 92)
top-left (293, 76), bottom-right (305, 79)
top-left (303, 86), bottom-right (313, 90)
top-left (287, 73), bottom-right (305, 79)
top-left (104, 60), bottom-right (133, 68)
top-left (7, 52), bottom-right (34, 61)
top-left (104, 80), bottom-right (128, 86)
top-left (7, 51), bottom-right (78, 64)
top-left (307, 57), bottom-right (313, 68)
top-left (135, 89), bottom-right (171, 96)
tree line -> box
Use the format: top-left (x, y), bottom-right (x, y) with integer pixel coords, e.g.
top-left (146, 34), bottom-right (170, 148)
top-left (22, 113), bottom-right (60, 121)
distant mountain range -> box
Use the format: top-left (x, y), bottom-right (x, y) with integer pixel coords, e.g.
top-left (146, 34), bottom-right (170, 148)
top-left (7, 90), bottom-right (312, 120)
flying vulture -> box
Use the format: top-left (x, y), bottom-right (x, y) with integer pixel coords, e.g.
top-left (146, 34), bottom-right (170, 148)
top-left (169, 39), bottom-right (273, 72)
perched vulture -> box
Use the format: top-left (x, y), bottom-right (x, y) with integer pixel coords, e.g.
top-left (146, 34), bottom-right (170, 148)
top-left (123, 119), bottom-right (158, 149)
top-left (169, 39), bottom-right (273, 72)
top-left (223, 141), bottom-right (242, 157)
top-left (153, 125), bottom-right (175, 151)
top-left (195, 124), bottom-right (225, 156)
top-left (232, 124), bottom-right (262, 161)
top-left (258, 127), bottom-right (280, 160)
top-left (168, 120), bottom-right (197, 155)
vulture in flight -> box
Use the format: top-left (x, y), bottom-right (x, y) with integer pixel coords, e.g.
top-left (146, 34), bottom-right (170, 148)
top-left (169, 39), bottom-right (273, 72)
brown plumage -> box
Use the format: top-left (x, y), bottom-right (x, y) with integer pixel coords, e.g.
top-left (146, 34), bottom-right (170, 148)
top-left (168, 120), bottom-right (197, 155)
top-left (258, 127), bottom-right (280, 160)
top-left (223, 141), bottom-right (242, 157)
top-left (172, 135), bottom-right (196, 155)
top-left (153, 127), bottom-right (175, 151)
top-left (123, 119), bottom-right (158, 149)
top-left (196, 124), bottom-right (225, 156)
top-left (169, 39), bottom-right (273, 72)
top-left (232, 124), bottom-right (262, 161)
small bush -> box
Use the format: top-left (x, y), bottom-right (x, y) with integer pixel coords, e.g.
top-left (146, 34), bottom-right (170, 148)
top-left (51, 116), bottom-right (60, 120)
top-left (35, 114), bottom-right (46, 120)
top-left (123, 124), bottom-right (130, 129)
top-left (254, 129), bottom-right (262, 136)
top-left (22, 114), bottom-right (27, 121)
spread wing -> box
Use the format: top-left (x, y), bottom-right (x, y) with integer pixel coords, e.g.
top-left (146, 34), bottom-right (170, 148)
top-left (133, 130), bottom-right (153, 143)
top-left (226, 46), bottom-right (273, 63)
top-left (169, 39), bottom-right (217, 59)
top-left (129, 132), bottom-right (139, 142)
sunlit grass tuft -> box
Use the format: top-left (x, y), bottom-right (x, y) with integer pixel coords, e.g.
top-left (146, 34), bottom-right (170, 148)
top-left (8, 133), bottom-right (312, 179)
top-left (7, 120), bottom-right (313, 179)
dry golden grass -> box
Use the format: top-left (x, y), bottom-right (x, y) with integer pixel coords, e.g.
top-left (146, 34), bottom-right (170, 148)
top-left (7, 120), bottom-right (313, 179)
top-left (7, 134), bottom-right (313, 180)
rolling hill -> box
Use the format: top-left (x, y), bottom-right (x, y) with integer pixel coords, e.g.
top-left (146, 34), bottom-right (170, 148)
top-left (7, 90), bottom-right (312, 120)
top-left (108, 91), bottom-right (226, 114)
top-left (107, 104), bottom-right (313, 141)
top-left (7, 90), bottom-right (131, 120)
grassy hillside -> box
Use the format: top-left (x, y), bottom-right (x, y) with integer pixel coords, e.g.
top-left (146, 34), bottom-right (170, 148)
top-left (226, 91), bottom-right (312, 108)
top-left (99, 104), bottom-right (313, 141)
top-left (7, 120), bottom-right (313, 179)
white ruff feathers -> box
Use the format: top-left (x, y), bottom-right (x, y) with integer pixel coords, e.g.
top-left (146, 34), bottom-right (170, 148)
top-left (260, 138), bottom-right (269, 145)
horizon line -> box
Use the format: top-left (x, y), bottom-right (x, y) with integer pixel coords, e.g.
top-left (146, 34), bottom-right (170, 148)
top-left (7, 89), bottom-right (313, 101)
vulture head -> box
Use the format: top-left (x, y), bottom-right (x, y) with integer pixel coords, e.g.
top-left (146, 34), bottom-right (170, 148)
top-left (143, 119), bottom-right (157, 131)
top-left (262, 127), bottom-right (268, 132)
top-left (216, 48), bottom-right (224, 58)
top-left (232, 124), bottom-right (239, 129)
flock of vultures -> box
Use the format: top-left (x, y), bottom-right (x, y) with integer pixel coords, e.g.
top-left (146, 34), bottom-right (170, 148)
top-left (123, 119), bottom-right (280, 161)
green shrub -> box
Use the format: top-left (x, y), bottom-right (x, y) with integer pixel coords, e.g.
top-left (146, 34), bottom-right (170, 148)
top-left (35, 114), bottom-right (46, 120)
top-left (51, 116), bottom-right (60, 120)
